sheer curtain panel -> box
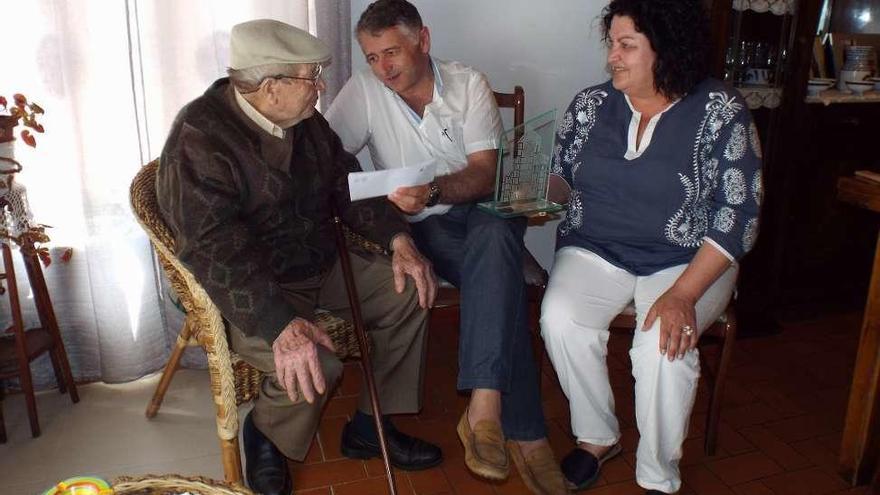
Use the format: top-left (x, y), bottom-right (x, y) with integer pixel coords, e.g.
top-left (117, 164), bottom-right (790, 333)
top-left (0, 0), bottom-right (351, 387)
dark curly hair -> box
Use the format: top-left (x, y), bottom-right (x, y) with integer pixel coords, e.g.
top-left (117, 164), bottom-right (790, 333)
top-left (356, 0), bottom-right (423, 37)
top-left (602, 0), bottom-right (710, 99)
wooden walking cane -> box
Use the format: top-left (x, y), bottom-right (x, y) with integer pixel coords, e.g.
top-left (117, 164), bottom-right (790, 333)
top-left (330, 204), bottom-right (398, 495)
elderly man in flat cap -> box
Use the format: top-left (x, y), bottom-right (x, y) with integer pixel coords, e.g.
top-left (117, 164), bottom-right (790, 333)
top-left (327, 1), bottom-right (566, 494)
top-left (156, 19), bottom-right (441, 495)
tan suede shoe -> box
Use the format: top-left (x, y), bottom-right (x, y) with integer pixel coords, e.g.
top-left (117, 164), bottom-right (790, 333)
top-left (456, 408), bottom-right (509, 480)
top-left (508, 440), bottom-right (569, 495)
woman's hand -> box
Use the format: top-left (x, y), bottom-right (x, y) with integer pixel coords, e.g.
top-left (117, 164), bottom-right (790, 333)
top-left (642, 287), bottom-right (698, 361)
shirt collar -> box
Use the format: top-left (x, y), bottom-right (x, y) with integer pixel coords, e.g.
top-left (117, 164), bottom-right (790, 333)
top-left (398, 57), bottom-right (444, 124)
top-left (431, 57), bottom-right (444, 96)
top-left (234, 88), bottom-right (286, 139)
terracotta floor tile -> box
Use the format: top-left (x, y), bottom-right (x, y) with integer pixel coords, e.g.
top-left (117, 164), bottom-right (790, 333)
top-left (789, 437), bottom-right (838, 472)
top-left (678, 483), bottom-right (699, 495)
top-left (302, 436), bottom-right (324, 464)
top-left (680, 464), bottom-right (737, 495)
top-left (748, 382), bottom-right (808, 418)
top-left (441, 463), bottom-right (496, 495)
top-left (316, 414), bottom-right (348, 461)
top-left (333, 476), bottom-right (415, 495)
top-left (706, 451), bottom-right (783, 486)
top-left (715, 422), bottom-right (756, 455)
top-left (720, 381), bottom-right (759, 409)
top-left (764, 414), bottom-right (839, 444)
top-left (540, 384), bottom-right (571, 419)
top-left (615, 398), bottom-right (637, 429)
top-left (680, 436), bottom-right (725, 468)
top-left (280, 311), bottom-right (867, 494)
top-left (722, 401), bottom-right (784, 429)
top-left (692, 390), bottom-right (711, 416)
top-left (816, 432), bottom-right (843, 454)
top-left (324, 395), bottom-right (358, 418)
top-left (407, 465), bottom-right (453, 494)
top-left (601, 455), bottom-right (635, 483)
top-left (759, 467), bottom-right (849, 495)
top-left (545, 418), bottom-right (575, 461)
top-left (727, 363), bottom-right (785, 385)
top-left (830, 487), bottom-right (871, 494)
top-left (738, 426), bottom-right (812, 470)
top-left (619, 426), bottom-right (640, 453)
top-left (688, 412), bottom-right (709, 440)
top-left (293, 458), bottom-right (366, 490)
top-left (582, 480), bottom-right (644, 494)
top-left (338, 362), bottom-right (363, 396)
top-left (491, 473), bottom-right (535, 495)
top-left (293, 487), bottom-right (332, 495)
top-left (730, 481), bottom-right (775, 495)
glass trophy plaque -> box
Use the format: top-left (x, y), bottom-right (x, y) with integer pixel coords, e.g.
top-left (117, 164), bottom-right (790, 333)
top-left (478, 109), bottom-right (564, 218)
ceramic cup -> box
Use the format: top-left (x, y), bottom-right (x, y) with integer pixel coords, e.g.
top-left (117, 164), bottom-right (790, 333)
top-left (807, 79), bottom-right (833, 96)
top-left (838, 69), bottom-right (872, 91)
top-left (744, 68), bottom-right (770, 86)
top-left (846, 80), bottom-right (874, 96)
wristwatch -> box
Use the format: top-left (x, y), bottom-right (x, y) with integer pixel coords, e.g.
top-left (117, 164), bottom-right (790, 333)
top-left (425, 181), bottom-right (441, 207)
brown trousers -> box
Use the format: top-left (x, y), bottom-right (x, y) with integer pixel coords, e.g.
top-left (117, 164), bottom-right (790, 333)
top-left (229, 250), bottom-right (429, 460)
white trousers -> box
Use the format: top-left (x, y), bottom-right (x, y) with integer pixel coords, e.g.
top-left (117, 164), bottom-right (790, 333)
top-left (540, 247), bottom-right (737, 494)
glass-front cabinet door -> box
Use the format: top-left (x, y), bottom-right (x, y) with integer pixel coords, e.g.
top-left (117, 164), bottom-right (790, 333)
top-left (719, 0), bottom-right (798, 109)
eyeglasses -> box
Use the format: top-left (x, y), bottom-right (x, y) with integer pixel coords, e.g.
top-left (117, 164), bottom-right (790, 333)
top-left (268, 64), bottom-right (324, 87)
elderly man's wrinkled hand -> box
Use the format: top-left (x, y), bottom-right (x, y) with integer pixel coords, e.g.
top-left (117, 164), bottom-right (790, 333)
top-left (388, 184), bottom-right (431, 215)
top-left (272, 317), bottom-right (336, 404)
top-left (642, 287), bottom-right (698, 362)
top-left (390, 233), bottom-right (437, 309)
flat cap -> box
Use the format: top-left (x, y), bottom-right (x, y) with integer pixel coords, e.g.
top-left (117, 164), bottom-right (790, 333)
top-left (229, 19), bottom-right (331, 70)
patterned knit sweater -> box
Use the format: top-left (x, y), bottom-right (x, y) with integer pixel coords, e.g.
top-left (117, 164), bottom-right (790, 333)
top-left (157, 79), bottom-right (409, 342)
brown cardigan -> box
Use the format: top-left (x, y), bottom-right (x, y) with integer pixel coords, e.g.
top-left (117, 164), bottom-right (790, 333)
top-left (157, 79), bottom-right (408, 343)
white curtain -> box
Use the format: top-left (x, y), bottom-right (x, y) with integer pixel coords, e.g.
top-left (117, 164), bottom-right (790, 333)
top-left (0, 0), bottom-right (351, 386)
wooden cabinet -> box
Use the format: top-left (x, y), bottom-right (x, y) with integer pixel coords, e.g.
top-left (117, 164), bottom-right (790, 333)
top-left (709, 0), bottom-right (880, 334)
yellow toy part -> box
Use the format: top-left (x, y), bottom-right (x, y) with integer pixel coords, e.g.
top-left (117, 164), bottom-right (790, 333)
top-left (42, 476), bottom-right (113, 495)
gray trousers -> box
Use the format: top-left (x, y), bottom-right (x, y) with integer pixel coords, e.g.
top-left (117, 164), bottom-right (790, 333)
top-left (229, 250), bottom-right (429, 460)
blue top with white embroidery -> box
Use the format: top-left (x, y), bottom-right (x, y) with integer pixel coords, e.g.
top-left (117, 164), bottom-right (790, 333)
top-left (551, 78), bottom-right (762, 276)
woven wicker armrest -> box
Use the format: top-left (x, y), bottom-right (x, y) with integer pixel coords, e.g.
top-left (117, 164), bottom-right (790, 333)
top-left (112, 474), bottom-right (255, 494)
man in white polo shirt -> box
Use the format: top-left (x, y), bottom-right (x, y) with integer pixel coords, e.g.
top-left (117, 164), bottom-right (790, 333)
top-left (326, 1), bottom-right (565, 493)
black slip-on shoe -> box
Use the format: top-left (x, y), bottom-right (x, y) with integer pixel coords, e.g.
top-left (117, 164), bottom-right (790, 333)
top-left (560, 443), bottom-right (622, 491)
top-left (243, 412), bottom-right (292, 495)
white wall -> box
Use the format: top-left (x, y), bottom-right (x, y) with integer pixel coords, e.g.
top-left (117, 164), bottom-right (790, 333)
top-left (347, 0), bottom-right (610, 268)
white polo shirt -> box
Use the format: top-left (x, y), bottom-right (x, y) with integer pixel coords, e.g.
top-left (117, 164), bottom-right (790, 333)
top-left (326, 58), bottom-right (503, 221)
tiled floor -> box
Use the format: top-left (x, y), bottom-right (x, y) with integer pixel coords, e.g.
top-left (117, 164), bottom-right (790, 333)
top-left (0, 308), bottom-right (872, 494)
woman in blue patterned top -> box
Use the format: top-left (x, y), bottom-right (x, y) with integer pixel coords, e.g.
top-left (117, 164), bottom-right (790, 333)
top-left (540, 1), bottom-right (761, 493)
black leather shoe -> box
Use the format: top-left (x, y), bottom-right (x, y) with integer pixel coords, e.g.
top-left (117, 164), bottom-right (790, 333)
top-left (243, 412), bottom-right (292, 495)
top-left (340, 419), bottom-right (443, 470)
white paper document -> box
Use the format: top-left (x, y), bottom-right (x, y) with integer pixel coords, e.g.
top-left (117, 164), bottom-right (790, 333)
top-left (348, 162), bottom-right (437, 201)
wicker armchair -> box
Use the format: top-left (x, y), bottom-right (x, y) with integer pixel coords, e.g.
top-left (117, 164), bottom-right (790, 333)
top-left (112, 474), bottom-right (256, 495)
top-left (129, 160), bottom-right (362, 486)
